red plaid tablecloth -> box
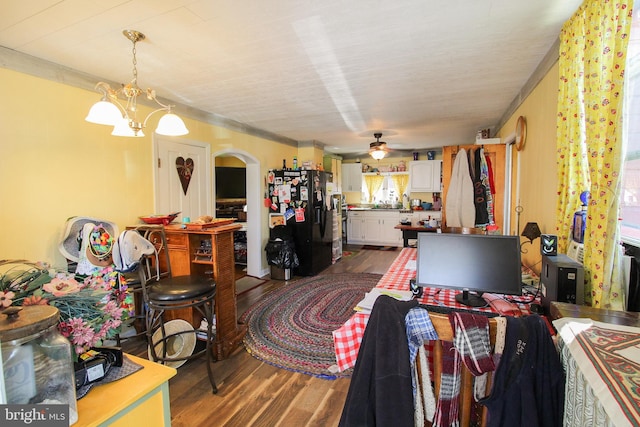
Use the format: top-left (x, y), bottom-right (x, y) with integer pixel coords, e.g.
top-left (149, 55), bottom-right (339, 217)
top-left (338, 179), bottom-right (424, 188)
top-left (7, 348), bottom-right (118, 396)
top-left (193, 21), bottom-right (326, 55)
top-left (332, 248), bottom-right (535, 372)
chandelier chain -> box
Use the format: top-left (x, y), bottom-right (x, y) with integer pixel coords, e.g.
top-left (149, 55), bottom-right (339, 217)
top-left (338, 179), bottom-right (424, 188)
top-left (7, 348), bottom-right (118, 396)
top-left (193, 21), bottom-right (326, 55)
top-left (131, 40), bottom-right (138, 84)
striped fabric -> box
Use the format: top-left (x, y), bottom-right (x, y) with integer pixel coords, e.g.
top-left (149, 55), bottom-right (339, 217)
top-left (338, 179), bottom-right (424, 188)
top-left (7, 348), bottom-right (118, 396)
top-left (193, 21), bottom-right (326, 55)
top-left (433, 312), bottom-right (495, 427)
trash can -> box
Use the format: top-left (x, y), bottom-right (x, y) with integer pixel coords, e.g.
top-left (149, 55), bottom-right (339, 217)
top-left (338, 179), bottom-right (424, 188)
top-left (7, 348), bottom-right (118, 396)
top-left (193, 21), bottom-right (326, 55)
top-left (265, 226), bottom-right (298, 281)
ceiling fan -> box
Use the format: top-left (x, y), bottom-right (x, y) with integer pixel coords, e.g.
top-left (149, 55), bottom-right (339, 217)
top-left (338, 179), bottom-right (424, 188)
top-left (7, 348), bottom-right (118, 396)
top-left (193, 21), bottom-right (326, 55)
top-left (369, 133), bottom-right (389, 160)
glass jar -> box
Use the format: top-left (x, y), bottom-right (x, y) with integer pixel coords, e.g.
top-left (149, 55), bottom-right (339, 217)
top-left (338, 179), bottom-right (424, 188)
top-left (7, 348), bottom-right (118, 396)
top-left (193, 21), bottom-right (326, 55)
top-left (0, 305), bottom-right (78, 425)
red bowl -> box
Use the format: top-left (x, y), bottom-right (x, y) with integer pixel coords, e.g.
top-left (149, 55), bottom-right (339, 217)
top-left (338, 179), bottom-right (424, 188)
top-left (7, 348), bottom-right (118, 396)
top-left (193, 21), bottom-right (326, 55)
top-left (139, 212), bottom-right (180, 225)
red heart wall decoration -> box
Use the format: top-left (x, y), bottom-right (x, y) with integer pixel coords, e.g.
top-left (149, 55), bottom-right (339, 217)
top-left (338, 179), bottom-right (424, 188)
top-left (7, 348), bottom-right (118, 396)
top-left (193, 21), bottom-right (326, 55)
top-left (176, 157), bottom-right (194, 195)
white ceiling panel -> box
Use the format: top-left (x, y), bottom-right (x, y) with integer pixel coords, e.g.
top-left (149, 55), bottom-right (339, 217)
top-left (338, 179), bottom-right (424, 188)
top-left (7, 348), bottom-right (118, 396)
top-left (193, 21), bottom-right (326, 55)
top-left (0, 0), bottom-right (583, 155)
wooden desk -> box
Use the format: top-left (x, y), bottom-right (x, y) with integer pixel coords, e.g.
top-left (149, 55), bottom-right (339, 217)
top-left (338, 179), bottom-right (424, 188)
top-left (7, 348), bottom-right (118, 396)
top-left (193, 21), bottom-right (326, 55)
top-left (75, 354), bottom-right (176, 427)
top-left (394, 224), bottom-right (438, 247)
top-left (550, 301), bottom-right (640, 327)
top-left (134, 223), bottom-right (246, 360)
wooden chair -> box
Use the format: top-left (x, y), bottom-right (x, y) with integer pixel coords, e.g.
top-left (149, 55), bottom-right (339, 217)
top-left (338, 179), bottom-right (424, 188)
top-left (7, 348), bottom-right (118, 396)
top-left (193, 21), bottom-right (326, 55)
top-left (420, 312), bottom-right (497, 427)
top-left (440, 226), bottom-right (486, 235)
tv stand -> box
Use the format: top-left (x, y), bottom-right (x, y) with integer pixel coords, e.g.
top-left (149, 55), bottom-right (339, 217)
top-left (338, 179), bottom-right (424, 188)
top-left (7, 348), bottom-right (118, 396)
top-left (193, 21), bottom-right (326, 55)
top-left (455, 290), bottom-right (487, 307)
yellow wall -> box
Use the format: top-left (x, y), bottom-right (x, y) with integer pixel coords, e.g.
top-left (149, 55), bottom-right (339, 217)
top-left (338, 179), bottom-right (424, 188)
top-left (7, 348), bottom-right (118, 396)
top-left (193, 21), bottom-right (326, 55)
top-left (497, 62), bottom-right (560, 273)
top-left (0, 67), bottom-right (295, 270)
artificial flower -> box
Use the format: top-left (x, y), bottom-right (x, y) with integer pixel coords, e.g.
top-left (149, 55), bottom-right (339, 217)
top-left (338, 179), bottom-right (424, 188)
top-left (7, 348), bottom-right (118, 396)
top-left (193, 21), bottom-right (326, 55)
top-left (22, 295), bottom-right (49, 306)
top-left (43, 276), bottom-right (81, 296)
top-left (0, 260), bottom-right (129, 359)
top-left (0, 290), bottom-right (15, 307)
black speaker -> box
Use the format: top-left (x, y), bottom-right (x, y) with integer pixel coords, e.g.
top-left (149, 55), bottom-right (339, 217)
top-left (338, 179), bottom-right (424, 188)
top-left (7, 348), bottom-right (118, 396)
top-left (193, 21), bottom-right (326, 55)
top-left (541, 254), bottom-right (584, 313)
top-left (409, 278), bottom-right (423, 298)
top-left (541, 234), bottom-right (557, 256)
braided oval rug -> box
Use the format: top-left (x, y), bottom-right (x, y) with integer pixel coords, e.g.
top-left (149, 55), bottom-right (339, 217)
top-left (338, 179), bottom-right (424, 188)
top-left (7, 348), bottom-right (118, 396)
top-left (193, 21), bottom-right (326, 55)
top-left (240, 273), bottom-right (381, 379)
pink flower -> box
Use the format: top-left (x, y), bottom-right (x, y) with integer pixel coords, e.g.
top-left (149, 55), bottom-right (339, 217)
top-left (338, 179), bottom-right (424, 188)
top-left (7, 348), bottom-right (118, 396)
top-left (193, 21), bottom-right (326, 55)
top-left (43, 277), bottom-right (80, 296)
top-left (0, 290), bottom-right (15, 307)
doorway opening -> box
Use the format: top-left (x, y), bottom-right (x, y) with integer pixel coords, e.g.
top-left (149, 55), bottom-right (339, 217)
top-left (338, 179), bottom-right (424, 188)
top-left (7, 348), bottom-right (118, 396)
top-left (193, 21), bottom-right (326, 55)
top-left (213, 149), bottom-right (263, 278)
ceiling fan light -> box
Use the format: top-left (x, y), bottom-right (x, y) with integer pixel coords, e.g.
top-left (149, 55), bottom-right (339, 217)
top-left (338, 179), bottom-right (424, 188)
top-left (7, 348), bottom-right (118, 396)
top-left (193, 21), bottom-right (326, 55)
top-left (85, 100), bottom-right (121, 125)
top-left (112, 117), bottom-right (144, 137)
top-left (370, 149), bottom-right (387, 160)
top-left (156, 112), bottom-right (189, 136)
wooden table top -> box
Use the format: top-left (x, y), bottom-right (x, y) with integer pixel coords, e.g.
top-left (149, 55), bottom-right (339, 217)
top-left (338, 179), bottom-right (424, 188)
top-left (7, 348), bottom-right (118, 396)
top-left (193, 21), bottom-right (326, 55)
top-left (550, 301), bottom-right (640, 327)
top-left (394, 224), bottom-right (439, 231)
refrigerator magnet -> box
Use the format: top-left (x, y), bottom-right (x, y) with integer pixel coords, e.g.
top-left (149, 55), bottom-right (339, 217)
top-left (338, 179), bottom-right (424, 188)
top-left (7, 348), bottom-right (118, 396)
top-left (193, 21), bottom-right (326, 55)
top-left (269, 214), bottom-right (285, 228)
top-left (279, 184), bottom-right (291, 202)
top-left (300, 187), bottom-right (308, 201)
top-left (284, 208), bottom-right (295, 221)
top-left (295, 207), bottom-right (305, 222)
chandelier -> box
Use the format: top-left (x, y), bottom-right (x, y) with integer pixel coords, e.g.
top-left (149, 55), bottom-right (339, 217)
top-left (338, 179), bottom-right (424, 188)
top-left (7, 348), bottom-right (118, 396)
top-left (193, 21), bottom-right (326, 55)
top-left (85, 30), bottom-right (189, 137)
top-left (369, 133), bottom-right (388, 160)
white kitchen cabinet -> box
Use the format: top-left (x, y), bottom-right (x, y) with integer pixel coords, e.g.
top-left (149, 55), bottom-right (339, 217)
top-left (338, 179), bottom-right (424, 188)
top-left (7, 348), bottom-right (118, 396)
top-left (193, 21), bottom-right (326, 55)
top-left (347, 210), bottom-right (401, 246)
top-left (347, 211), bottom-right (365, 244)
top-left (341, 163), bottom-right (363, 193)
top-left (409, 160), bottom-right (442, 192)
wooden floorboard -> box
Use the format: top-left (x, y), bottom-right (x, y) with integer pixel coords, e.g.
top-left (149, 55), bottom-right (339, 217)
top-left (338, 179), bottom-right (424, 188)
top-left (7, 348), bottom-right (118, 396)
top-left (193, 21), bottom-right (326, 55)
top-left (120, 244), bottom-right (398, 427)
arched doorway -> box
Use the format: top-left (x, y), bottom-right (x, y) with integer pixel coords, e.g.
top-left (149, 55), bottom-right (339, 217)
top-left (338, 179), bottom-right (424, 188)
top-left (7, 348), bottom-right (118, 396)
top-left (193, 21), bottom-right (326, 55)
top-left (213, 148), bottom-right (263, 278)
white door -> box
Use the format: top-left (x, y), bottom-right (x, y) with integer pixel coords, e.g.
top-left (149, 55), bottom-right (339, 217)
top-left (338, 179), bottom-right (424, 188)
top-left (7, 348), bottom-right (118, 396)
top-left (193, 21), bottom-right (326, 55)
top-left (154, 136), bottom-right (211, 219)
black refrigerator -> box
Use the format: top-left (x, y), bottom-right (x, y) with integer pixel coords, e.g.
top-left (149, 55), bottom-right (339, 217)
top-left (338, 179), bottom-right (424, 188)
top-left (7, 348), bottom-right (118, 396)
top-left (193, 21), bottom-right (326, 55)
top-left (267, 169), bottom-right (333, 276)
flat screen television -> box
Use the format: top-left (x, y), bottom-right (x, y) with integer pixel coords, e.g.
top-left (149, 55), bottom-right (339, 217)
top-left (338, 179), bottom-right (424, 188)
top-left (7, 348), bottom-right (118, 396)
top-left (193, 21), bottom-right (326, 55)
top-left (215, 167), bottom-right (246, 199)
top-left (416, 232), bottom-right (522, 307)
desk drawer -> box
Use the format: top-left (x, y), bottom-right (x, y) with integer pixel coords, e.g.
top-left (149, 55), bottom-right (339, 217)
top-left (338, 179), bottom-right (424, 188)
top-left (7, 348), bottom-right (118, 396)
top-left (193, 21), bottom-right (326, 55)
top-left (165, 232), bottom-right (187, 248)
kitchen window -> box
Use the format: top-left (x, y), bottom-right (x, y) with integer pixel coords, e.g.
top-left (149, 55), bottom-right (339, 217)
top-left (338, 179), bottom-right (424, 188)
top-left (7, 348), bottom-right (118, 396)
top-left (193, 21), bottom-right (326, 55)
top-left (362, 174), bottom-right (399, 205)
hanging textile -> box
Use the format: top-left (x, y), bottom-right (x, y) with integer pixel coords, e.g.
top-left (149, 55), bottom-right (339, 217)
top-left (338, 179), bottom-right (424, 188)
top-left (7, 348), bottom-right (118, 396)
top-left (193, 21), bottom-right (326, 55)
top-left (484, 151), bottom-right (496, 226)
top-left (391, 173), bottom-right (410, 201)
top-left (556, 0), bottom-right (632, 309)
top-left (445, 148), bottom-right (475, 227)
top-left (471, 148), bottom-right (489, 226)
top-left (363, 174), bottom-right (385, 203)
top-left (479, 148), bottom-right (495, 226)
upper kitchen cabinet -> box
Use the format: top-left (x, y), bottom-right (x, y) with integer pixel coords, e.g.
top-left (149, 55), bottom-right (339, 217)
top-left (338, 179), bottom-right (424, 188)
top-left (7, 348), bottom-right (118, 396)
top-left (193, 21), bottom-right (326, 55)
top-left (409, 160), bottom-right (442, 192)
top-left (341, 163), bottom-right (363, 193)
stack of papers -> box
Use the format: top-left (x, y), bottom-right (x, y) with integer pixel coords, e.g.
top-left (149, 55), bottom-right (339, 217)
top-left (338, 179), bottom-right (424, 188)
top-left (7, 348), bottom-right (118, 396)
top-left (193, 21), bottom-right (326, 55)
top-left (354, 288), bottom-right (414, 313)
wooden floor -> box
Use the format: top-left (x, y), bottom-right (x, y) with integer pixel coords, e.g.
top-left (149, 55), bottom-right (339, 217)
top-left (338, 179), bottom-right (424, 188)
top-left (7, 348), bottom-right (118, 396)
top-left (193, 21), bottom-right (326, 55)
top-left (121, 245), bottom-right (399, 427)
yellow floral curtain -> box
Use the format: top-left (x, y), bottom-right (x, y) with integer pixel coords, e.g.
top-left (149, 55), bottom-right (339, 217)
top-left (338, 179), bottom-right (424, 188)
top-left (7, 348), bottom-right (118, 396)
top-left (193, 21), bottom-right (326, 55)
top-left (556, 0), bottom-right (633, 309)
top-left (391, 173), bottom-right (410, 200)
top-left (363, 174), bottom-right (385, 203)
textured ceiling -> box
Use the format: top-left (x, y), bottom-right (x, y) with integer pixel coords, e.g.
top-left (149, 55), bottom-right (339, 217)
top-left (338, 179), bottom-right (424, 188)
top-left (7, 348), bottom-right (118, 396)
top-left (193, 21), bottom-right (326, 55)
top-left (0, 0), bottom-right (582, 155)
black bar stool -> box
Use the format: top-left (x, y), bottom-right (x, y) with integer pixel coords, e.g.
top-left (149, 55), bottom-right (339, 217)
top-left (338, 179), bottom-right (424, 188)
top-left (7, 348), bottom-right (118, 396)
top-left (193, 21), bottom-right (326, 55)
top-left (135, 225), bottom-right (218, 394)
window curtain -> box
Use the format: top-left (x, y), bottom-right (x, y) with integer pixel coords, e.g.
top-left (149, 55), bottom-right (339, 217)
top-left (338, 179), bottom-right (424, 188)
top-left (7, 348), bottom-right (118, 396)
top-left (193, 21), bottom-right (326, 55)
top-left (363, 174), bottom-right (385, 203)
top-left (391, 173), bottom-right (410, 200)
top-left (556, 0), bottom-right (633, 309)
